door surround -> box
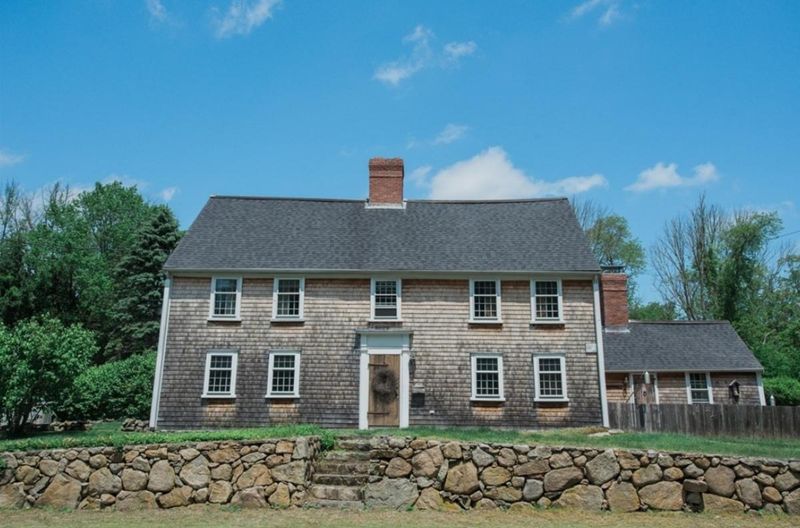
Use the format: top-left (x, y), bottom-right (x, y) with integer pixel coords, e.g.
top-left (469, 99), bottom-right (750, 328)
top-left (358, 330), bottom-right (410, 429)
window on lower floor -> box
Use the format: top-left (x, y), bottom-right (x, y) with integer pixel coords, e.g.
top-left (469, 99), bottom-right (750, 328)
top-left (267, 351), bottom-right (300, 397)
top-left (534, 355), bottom-right (568, 401)
top-left (273, 278), bottom-right (304, 319)
top-left (470, 280), bottom-right (501, 321)
top-left (471, 354), bottom-right (504, 400)
top-left (203, 351), bottom-right (238, 397)
top-left (687, 372), bottom-right (713, 404)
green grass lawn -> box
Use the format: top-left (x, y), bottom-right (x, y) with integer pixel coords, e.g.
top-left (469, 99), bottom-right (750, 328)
top-left (1, 507), bottom-right (794, 528)
top-left (2, 421), bottom-right (798, 459)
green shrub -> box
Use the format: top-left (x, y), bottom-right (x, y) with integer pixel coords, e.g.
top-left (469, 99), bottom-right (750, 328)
top-left (58, 351), bottom-right (156, 420)
top-left (763, 376), bottom-right (800, 406)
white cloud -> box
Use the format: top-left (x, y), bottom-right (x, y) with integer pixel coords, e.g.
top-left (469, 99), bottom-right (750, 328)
top-left (146, 0), bottom-right (168, 23)
top-left (0, 148), bottom-right (25, 168)
top-left (212, 0), bottom-right (281, 39)
top-left (428, 146), bottom-right (608, 200)
top-left (433, 124), bottom-right (469, 145)
top-left (374, 25), bottom-right (477, 86)
top-left (159, 186), bottom-right (179, 202)
top-left (625, 162), bottom-right (720, 192)
top-left (408, 165), bottom-right (432, 187)
top-left (570, 0), bottom-right (623, 27)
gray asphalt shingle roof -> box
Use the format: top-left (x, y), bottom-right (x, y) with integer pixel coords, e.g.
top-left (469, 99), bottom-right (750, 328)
top-left (164, 196), bottom-right (600, 273)
top-left (604, 321), bottom-right (763, 372)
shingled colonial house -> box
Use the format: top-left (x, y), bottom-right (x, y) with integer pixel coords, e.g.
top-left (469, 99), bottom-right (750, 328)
top-left (149, 158), bottom-right (765, 431)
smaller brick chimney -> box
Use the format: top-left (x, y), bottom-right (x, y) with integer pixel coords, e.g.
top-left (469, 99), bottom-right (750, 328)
top-left (368, 158), bottom-right (404, 206)
top-left (600, 268), bottom-right (629, 329)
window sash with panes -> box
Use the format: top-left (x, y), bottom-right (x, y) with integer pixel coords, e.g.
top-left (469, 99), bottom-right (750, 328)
top-left (534, 280), bottom-right (561, 321)
top-left (373, 280), bottom-right (399, 319)
top-left (472, 281), bottom-right (499, 320)
top-left (275, 279), bottom-right (301, 318)
top-left (268, 353), bottom-right (299, 397)
top-left (473, 356), bottom-right (502, 400)
top-left (205, 354), bottom-right (235, 396)
top-left (536, 356), bottom-right (566, 400)
top-left (689, 373), bottom-right (711, 403)
top-left (212, 278), bottom-right (239, 318)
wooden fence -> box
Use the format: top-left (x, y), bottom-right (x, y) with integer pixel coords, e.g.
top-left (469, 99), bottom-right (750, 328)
top-left (607, 402), bottom-right (800, 439)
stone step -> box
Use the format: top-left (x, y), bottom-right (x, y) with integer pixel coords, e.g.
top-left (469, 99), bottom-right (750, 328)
top-left (323, 449), bottom-right (371, 461)
top-left (312, 473), bottom-right (369, 486)
top-left (336, 438), bottom-right (372, 451)
top-left (309, 484), bottom-right (364, 502)
top-left (304, 498), bottom-right (365, 509)
top-left (315, 459), bottom-right (370, 475)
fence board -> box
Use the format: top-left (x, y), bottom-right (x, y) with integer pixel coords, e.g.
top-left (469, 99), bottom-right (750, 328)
top-left (608, 403), bottom-right (800, 439)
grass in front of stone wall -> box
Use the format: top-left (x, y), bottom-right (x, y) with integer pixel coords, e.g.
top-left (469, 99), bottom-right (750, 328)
top-left (0, 421), bottom-right (335, 452)
top-left (0, 507), bottom-right (795, 528)
top-left (345, 426), bottom-right (800, 460)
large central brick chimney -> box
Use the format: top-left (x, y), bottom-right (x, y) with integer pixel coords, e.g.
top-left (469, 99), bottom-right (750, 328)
top-left (600, 267), bottom-right (629, 329)
top-left (368, 158), bottom-right (404, 206)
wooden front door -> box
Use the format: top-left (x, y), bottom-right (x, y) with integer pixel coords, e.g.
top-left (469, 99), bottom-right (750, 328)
top-left (368, 354), bottom-right (400, 427)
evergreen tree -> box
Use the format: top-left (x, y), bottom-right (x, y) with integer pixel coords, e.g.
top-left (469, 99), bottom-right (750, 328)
top-left (106, 205), bottom-right (181, 359)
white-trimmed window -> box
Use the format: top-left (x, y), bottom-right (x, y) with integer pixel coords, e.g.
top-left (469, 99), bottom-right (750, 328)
top-left (371, 279), bottom-right (401, 320)
top-left (209, 277), bottom-right (242, 319)
top-left (272, 278), bottom-right (304, 320)
top-left (202, 351), bottom-right (238, 398)
top-left (266, 351), bottom-right (300, 398)
top-left (471, 354), bottom-right (504, 400)
top-left (686, 372), bottom-right (713, 404)
top-left (532, 279), bottom-right (563, 322)
top-left (534, 355), bottom-right (568, 401)
top-left (470, 280), bottom-right (501, 322)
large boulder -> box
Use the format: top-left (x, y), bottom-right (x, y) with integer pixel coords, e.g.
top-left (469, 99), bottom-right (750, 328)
top-left (606, 481), bottom-right (640, 512)
top-left (88, 468), bottom-right (122, 496)
top-left (268, 482), bottom-right (291, 508)
top-left (179, 455), bottom-right (210, 489)
top-left (544, 466), bottom-right (583, 492)
top-left (415, 487), bottom-right (444, 510)
top-left (147, 460), bottom-right (175, 493)
top-left (775, 471), bottom-right (800, 492)
top-left (585, 449), bottom-right (620, 485)
top-left (514, 459), bottom-right (550, 477)
top-left (735, 478), bottom-right (762, 508)
top-left (209, 480), bottom-right (233, 504)
top-left (121, 469), bottom-right (148, 491)
top-left (231, 487), bottom-right (267, 508)
top-left (157, 486), bottom-right (193, 508)
top-left (485, 486), bottom-right (523, 502)
top-left (522, 479), bottom-right (544, 501)
top-left (116, 490), bottom-right (157, 511)
top-left (385, 457), bottom-right (412, 478)
top-left (0, 482), bottom-right (27, 509)
top-left (554, 485), bottom-right (604, 511)
top-left (39, 459), bottom-right (60, 477)
top-left (236, 464), bottom-right (272, 489)
top-left (441, 442), bottom-right (462, 460)
top-left (632, 464), bottom-right (662, 487)
top-left (365, 478), bottom-right (419, 509)
top-left (481, 466), bottom-right (512, 486)
top-left (639, 481), bottom-right (683, 511)
top-left (471, 448), bottom-right (494, 468)
top-left (412, 447), bottom-right (443, 478)
top-left (444, 463), bottom-right (480, 495)
top-left (66, 460), bottom-right (91, 481)
top-left (784, 488), bottom-right (800, 515)
top-left (703, 493), bottom-right (744, 513)
top-left (270, 461), bottom-right (306, 485)
top-left (208, 448), bottom-right (239, 464)
top-left (37, 474), bottom-right (82, 509)
top-left (705, 466), bottom-right (736, 497)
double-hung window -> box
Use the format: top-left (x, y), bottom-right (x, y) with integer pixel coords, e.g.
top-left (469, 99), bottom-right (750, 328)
top-left (371, 279), bottom-right (401, 320)
top-left (471, 354), bottom-right (504, 401)
top-left (534, 355), bottom-right (568, 401)
top-left (686, 372), bottom-right (713, 404)
top-left (202, 351), bottom-right (238, 398)
top-left (266, 351), bottom-right (300, 398)
top-left (470, 280), bottom-right (501, 322)
top-left (273, 278), bottom-right (304, 320)
top-left (532, 279), bottom-right (563, 322)
top-left (209, 277), bottom-right (242, 320)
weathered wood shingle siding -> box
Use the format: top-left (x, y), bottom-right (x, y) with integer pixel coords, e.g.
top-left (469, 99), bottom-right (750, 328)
top-left (156, 277), bottom-right (604, 429)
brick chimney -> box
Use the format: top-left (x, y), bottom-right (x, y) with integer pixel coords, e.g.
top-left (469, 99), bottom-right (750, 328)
top-left (368, 158), bottom-right (404, 205)
top-left (600, 267), bottom-right (629, 328)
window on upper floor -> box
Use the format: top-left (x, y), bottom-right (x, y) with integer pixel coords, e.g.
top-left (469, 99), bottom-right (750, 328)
top-left (209, 277), bottom-right (242, 320)
top-left (687, 372), bottom-right (713, 404)
top-left (532, 279), bottom-right (563, 323)
top-left (470, 279), bottom-right (501, 322)
top-left (371, 278), bottom-right (401, 320)
top-left (471, 354), bottom-right (504, 401)
top-left (202, 351), bottom-right (238, 398)
top-left (273, 278), bottom-right (304, 320)
top-left (266, 351), bottom-right (300, 398)
top-left (534, 355), bottom-right (568, 401)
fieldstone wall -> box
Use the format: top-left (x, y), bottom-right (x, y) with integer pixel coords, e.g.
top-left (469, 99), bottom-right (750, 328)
top-left (364, 437), bottom-right (800, 515)
top-left (0, 437), bottom-right (318, 510)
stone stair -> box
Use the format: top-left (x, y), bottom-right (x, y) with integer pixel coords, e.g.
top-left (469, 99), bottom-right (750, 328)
top-left (305, 437), bottom-right (371, 508)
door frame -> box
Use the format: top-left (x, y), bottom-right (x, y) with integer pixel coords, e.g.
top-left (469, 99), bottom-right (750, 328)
top-left (358, 330), bottom-right (410, 430)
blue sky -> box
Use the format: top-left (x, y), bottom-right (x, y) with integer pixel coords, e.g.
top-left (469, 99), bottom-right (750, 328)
top-left (1, 0), bottom-right (799, 301)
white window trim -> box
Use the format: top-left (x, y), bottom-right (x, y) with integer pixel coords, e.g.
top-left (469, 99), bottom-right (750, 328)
top-left (533, 354), bottom-right (569, 402)
top-left (266, 350), bottom-right (301, 398)
top-left (208, 276), bottom-right (242, 321)
top-left (202, 350), bottom-right (238, 398)
top-left (469, 279), bottom-right (502, 323)
top-left (531, 278), bottom-right (564, 323)
top-left (272, 277), bottom-right (305, 320)
top-left (370, 278), bottom-right (402, 321)
top-left (470, 353), bottom-right (505, 401)
top-left (685, 372), bottom-right (714, 404)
